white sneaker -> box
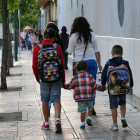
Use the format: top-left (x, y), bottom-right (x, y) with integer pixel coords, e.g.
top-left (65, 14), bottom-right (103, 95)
top-left (121, 117), bottom-right (128, 128)
top-left (109, 125), bottom-right (118, 130)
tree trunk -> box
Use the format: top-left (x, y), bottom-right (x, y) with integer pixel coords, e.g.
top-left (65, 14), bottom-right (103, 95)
top-left (1, 0), bottom-right (9, 89)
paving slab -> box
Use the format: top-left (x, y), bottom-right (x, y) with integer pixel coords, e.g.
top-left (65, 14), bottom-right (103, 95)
top-left (19, 136), bottom-right (44, 140)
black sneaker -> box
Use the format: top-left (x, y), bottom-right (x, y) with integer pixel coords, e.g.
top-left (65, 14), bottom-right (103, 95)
top-left (121, 118), bottom-right (128, 128)
top-left (92, 108), bottom-right (96, 115)
top-left (55, 120), bottom-right (62, 133)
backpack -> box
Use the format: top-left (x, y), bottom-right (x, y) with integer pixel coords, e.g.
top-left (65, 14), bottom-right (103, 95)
top-left (37, 44), bottom-right (63, 83)
top-left (107, 61), bottom-right (130, 95)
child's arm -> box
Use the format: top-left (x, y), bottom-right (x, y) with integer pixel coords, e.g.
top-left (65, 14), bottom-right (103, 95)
top-left (90, 76), bottom-right (102, 91)
top-left (101, 63), bottom-right (108, 86)
top-left (63, 77), bottom-right (75, 90)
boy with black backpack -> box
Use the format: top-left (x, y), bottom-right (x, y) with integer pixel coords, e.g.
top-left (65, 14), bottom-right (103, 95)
top-left (101, 45), bottom-right (134, 131)
top-left (32, 28), bottom-right (65, 133)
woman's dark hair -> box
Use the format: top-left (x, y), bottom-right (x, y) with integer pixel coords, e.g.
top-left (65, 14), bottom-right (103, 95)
top-left (70, 16), bottom-right (93, 44)
top-left (45, 22), bottom-right (60, 38)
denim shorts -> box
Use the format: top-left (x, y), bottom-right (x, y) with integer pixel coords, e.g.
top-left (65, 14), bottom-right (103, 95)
top-left (78, 100), bottom-right (93, 113)
top-left (109, 94), bottom-right (126, 109)
top-left (40, 80), bottom-right (61, 102)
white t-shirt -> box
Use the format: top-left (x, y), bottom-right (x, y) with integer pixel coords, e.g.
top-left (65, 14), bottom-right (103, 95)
top-left (67, 32), bottom-right (99, 62)
top-left (22, 32), bottom-right (27, 40)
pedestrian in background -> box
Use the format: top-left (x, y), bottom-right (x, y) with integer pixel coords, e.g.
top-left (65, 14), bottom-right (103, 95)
top-left (30, 32), bottom-right (38, 51)
top-left (38, 30), bottom-right (43, 43)
top-left (26, 30), bottom-right (32, 50)
top-left (66, 16), bottom-right (102, 115)
top-left (60, 26), bottom-right (70, 70)
top-left (46, 22), bottom-right (64, 52)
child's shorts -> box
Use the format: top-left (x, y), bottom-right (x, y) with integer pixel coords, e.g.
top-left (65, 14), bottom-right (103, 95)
top-left (78, 100), bottom-right (93, 113)
top-left (40, 80), bottom-right (61, 102)
top-left (109, 94), bottom-right (126, 109)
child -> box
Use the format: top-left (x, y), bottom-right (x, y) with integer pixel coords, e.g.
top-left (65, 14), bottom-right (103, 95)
top-left (20, 37), bottom-right (26, 50)
top-left (101, 45), bottom-right (134, 130)
top-left (63, 60), bottom-right (101, 129)
top-left (32, 28), bottom-right (65, 133)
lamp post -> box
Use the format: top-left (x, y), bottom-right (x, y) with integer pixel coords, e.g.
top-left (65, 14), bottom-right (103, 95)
top-left (14, 10), bottom-right (18, 61)
top-left (18, 10), bottom-right (20, 59)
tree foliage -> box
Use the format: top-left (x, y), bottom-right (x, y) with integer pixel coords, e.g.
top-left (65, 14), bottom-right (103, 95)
top-left (20, 0), bottom-right (40, 28)
top-left (7, 0), bottom-right (20, 12)
top-left (9, 0), bottom-right (40, 28)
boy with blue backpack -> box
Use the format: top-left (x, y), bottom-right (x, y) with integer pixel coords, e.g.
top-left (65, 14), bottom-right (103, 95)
top-left (32, 28), bottom-right (65, 133)
top-left (101, 45), bottom-right (134, 130)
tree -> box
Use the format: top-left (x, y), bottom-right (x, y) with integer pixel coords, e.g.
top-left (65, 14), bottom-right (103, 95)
top-left (1, 0), bottom-right (9, 89)
top-left (0, 0), bottom-right (20, 89)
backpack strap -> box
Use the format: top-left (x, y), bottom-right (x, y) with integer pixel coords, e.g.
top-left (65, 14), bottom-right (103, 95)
top-left (53, 43), bottom-right (58, 49)
top-left (38, 44), bottom-right (43, 49)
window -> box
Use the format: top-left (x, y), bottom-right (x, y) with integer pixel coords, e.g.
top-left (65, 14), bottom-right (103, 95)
top-left (117, 0), bottom-right (124, 27)
top-left (81, 4), bottom-right (84, 16)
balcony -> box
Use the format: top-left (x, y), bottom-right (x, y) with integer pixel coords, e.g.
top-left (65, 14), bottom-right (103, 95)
top-left (38, 0), bottom-right (50, 7)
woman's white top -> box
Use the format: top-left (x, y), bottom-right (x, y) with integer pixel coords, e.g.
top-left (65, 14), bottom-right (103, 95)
top-left (67, 32), bottom-right (99, 62)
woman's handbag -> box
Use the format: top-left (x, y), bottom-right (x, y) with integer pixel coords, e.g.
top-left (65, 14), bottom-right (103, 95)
top-left (72, 43), bottom-right (88, 76)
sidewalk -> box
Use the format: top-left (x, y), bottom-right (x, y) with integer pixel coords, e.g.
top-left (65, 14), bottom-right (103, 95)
top-left (0, 50), bottom-right (140, 140)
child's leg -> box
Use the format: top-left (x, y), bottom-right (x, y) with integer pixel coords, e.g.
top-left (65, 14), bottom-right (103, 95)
top-left (111, 108), bottom-right (117, 126)
top-left (50, 81), bottom-right (62, 133)
top-left (53, 101), bottom-right (61, 118)
top-left (49, 101), bottom-right (52, 109)
top-left (109, 94), bottom-right (118, 126)
top-left (88, 110), bottom-right (93, 117)
top-left (119, 95), bottom-right (127, 128)
top-left (78, 102), bottom-right (87, 128)
top-left (81, 112), bottom-right (86, 122)
top-left (119, 95), bottom-right (126, 117)
top-left (120, 104), bottom-right (126, 117)
top-left (42, 102), bottom-right (49, 122)
top-left (86, 101), bottom-right (93, 126)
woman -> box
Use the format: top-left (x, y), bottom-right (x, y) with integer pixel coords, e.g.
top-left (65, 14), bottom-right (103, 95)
top-left (60, 26), bottom-right (70, 70)
top-left (30, 32), bottom-right (38, 51)
top-left (66, 16), bottom-right (102, 115)
top-left (46, 22), bottom-right (64, 52)
top-left (38, 30), bottom-right (43, 43)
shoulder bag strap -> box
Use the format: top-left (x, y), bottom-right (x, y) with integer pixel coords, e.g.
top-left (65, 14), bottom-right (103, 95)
top-left (82, 42), bottom-right (88, 59)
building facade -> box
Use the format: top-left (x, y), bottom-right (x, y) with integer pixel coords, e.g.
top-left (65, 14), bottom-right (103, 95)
top-left (57, 0), bottom-right (140, 108)
top-left (38, 0), bottom-right (57, 29)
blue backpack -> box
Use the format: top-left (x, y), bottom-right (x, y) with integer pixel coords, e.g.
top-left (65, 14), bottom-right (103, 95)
top-left (107, 62), bottom-right (130, 95)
